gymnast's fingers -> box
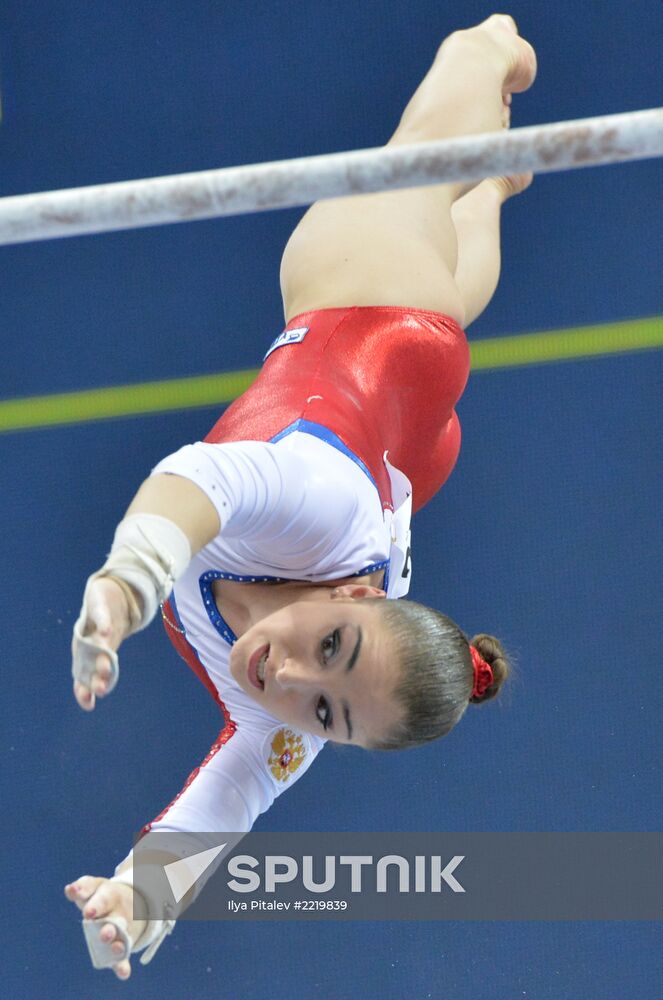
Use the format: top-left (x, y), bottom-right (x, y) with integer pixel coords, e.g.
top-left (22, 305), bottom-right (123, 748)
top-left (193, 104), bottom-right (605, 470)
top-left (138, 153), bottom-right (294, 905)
top-left (112, 958), bottom-right (132, 979)
top-left (74, 679), bottom-right (96, 711)
top-left (64, 875), bottom-right (106, 910)
top-left (84, 577), bottom-right (133, 652)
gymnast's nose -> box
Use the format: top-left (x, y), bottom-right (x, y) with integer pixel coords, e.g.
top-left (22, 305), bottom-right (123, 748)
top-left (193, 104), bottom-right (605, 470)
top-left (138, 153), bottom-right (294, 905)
top-left (273, 658), bottom-right (313, 692)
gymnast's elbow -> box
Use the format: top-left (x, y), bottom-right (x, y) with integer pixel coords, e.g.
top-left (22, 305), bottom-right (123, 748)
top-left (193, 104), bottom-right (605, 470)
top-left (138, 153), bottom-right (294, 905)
top-left (124, 472), bottom-right (222, 556)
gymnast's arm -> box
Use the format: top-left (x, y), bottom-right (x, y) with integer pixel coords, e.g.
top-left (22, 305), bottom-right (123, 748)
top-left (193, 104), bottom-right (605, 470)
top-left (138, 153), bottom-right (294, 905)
top-left (67, 440), bottom-right (331, 971)
top-left (67, 714), bottom-right (324, 973)
top-left (70, 470), bottom-right (221, 710)
top-left (72, 437), bottom-right (329, 712)
top-left (124, 472), bottom-right (221, 555)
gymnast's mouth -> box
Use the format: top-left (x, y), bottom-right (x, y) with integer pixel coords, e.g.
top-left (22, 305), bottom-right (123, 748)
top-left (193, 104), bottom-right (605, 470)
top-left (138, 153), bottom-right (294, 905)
top-left (248, 644), bottom-right (269, 690)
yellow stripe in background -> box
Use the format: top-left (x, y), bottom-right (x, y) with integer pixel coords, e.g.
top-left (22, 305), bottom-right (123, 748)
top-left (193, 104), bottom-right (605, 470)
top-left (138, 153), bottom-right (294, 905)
top-left (0, 370), bottom-right (258, 433)
top-left (1, 316), bottom-right (661, 434)
top-left (469, 316), bottom-right (663, 370)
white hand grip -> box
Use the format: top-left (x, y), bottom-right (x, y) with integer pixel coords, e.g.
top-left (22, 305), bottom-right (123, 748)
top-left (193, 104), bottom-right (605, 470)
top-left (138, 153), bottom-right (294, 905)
top-left (82, 916), bottom-right (130, 969)
top-left (71, 620), bottom-right (119, 693)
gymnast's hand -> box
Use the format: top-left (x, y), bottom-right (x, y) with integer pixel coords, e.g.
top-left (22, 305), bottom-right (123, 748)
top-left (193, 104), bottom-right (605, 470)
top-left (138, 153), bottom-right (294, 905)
top-left (64, 875), bottom-right (146, 980)
top-left (72, 576), bottom-right (133, 711)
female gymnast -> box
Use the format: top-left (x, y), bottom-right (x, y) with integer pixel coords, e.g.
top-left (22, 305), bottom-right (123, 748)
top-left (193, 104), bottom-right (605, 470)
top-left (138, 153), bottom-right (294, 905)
top-left (64, 13), bottom-right (537, 978)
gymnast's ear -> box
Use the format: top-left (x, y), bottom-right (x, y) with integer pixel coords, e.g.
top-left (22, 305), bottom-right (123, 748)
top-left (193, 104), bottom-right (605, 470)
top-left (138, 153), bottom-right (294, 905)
top-left (330, 585), bottom-right (387, 600)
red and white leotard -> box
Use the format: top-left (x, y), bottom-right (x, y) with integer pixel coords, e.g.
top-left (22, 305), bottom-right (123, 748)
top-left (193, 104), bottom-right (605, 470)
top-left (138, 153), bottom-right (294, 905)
top-left (125, 306), bottom-right (470, 854)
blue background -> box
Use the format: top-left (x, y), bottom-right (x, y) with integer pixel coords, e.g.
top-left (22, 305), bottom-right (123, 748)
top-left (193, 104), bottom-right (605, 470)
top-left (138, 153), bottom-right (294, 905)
top-left (0, 1), bottom-right (661, 997)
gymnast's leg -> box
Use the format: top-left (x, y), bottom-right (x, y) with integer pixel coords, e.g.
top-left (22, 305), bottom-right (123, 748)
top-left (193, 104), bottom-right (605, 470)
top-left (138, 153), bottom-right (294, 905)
top-left (280, 14), bottom-right (537, 326)
top-left (451, 173), bottom-right (532, 327)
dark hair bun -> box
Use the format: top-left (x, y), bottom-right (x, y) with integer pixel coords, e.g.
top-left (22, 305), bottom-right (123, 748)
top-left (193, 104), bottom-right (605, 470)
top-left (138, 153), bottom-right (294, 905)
top-left (468, 633), bottom-right (510, 704)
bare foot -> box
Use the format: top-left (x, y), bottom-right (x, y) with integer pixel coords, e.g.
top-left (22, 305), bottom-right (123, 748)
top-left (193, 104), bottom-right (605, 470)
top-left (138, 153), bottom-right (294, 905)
top-left (477, 14), bottom-right (538, 95)
top-left (495, 93), bottom-right (533, 199)
top-left (491, 172), bottom-right (534, 200)
top-left (452, 171), bottom-right (533, 224)
top-left (491, 21), bottom-right (534, 201)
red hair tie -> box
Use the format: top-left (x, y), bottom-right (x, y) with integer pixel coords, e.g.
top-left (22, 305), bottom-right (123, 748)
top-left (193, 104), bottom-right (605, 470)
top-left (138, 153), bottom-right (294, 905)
top-left (469, 645), bottom-right (494, 699)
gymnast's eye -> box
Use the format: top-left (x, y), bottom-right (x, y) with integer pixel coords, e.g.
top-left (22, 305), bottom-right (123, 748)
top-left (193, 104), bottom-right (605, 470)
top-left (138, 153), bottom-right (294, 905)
top-left (321, 629), bottom-right (341, 662)
top-left (316, 695), bottom-right (332, 731)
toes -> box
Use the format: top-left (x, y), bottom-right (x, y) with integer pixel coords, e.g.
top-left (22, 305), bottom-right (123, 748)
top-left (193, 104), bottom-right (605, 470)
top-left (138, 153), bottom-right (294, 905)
top-left (509, 171), bottom-right (534, 194)
top-left (482, 13), bottom-right (518, 35)
top-left (481, 16), bottom-right (537, 95)
top-left (508, 37), bottom-right (537, 93)
top-left (501, 92), bottom-right (512, 127)
top-left (492, 173), bottom-right (534, 200)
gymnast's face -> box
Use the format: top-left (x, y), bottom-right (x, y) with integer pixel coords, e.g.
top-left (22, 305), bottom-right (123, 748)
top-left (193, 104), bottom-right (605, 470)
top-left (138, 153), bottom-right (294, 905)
top-left (229, 588), bottom-right (403, 747)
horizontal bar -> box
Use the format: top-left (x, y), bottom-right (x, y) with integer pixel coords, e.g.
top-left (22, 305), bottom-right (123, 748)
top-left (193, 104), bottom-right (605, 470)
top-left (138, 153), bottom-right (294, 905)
top-left (0, 108), bottom-right (661, 247)
top-left (1, 316), bottom-right (660, 434)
